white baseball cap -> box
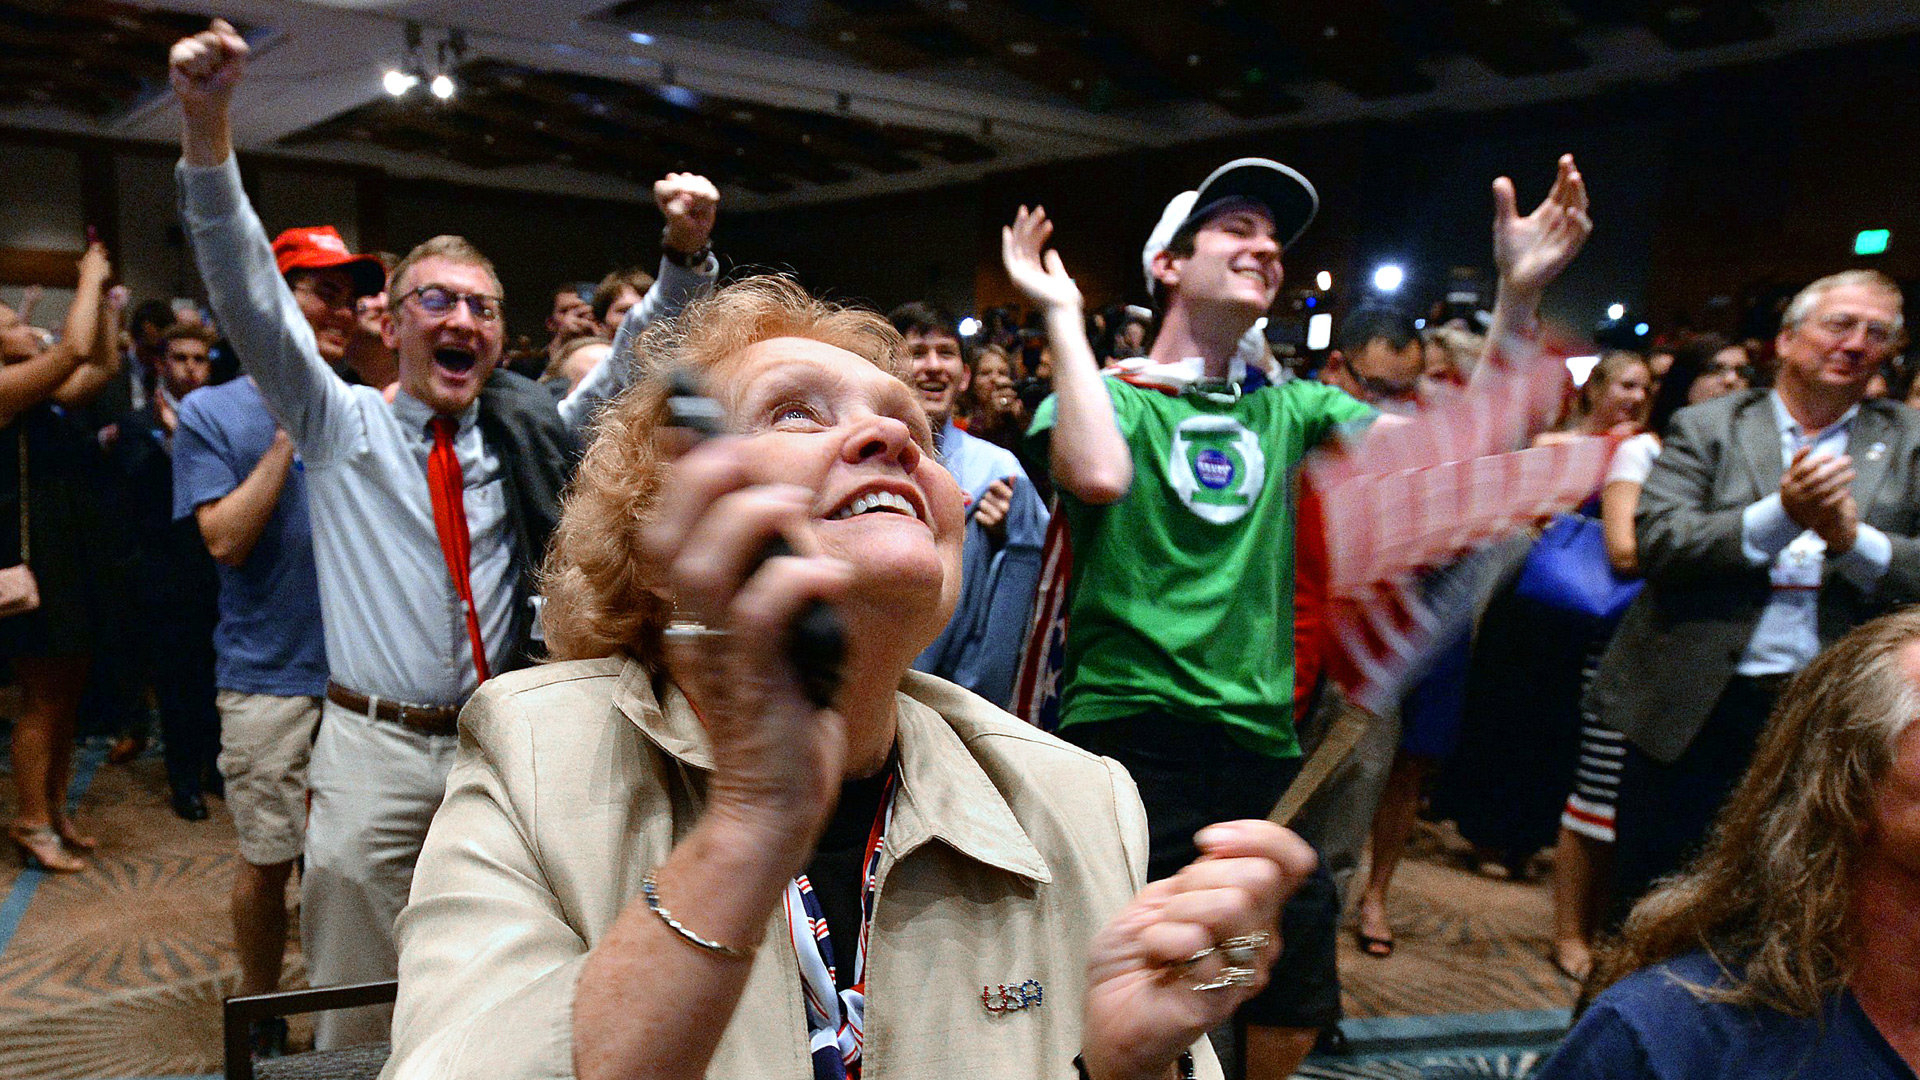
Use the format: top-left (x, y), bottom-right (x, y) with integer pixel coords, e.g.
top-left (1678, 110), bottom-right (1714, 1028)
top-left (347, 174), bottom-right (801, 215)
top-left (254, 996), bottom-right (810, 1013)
top-left (1142, 157), bottom-right (1319, 292)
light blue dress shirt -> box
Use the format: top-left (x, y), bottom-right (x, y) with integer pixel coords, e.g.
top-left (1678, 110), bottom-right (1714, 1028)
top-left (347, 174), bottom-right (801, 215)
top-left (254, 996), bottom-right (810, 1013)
top-left (180, 157), bottom-right (518, 706)
top-left (1736, 392), bottom-right (1892, 675)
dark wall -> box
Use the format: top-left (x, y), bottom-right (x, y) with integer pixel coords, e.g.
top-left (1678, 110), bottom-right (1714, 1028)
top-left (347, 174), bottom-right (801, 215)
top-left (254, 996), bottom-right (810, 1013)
top-left (378, 181), bottom-right (669, 335)
top-left (723, 32), bottom-right (1920, 338)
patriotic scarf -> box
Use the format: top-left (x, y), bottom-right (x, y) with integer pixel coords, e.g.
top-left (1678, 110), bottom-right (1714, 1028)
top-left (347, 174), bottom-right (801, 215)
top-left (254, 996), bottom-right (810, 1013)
top-left (784, 772), bottom-right (896, 1080)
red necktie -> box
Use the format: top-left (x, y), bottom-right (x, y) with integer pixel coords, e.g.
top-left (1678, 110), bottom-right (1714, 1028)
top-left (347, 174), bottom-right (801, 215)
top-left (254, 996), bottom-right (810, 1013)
top-left (427, 417), bottom-right (491, 684)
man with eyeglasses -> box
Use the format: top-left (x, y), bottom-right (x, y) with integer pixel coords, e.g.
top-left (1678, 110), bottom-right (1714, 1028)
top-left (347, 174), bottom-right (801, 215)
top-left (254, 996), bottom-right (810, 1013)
top-left (169, 19), bottom-right (717, 1048)
top-left (1589, 268), bottom-right (1920, 922)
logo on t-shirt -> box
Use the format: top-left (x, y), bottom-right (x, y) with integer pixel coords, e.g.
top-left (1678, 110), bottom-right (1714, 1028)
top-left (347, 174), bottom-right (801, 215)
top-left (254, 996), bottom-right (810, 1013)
top-left (1168, 415), bottom-right (1264, 524)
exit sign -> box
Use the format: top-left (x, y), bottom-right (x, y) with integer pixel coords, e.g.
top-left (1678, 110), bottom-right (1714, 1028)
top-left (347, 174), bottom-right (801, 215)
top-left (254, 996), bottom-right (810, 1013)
top-left (1855, 229), bottom-right (1890, 256)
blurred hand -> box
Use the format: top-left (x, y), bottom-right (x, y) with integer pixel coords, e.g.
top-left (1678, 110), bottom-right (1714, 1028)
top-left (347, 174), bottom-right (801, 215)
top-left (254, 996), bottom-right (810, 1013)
top-left (1002, 206), bottom-right (1083, 314)
top-left (77, 242), bottom-right (112, 287)
top-left (640, 437), bottom-right (854, 843)
top-left (169, 19), bottom-right (249, 119)
top-left (973, 477), bottom-right (1013, 546)
top-left (1492, 154), bottom-right (1591, 301)
top-left (1081, 821), bottom-right (1316, 1080)
top-left (1781, 447), bottom-right (1858, 554)
top-left (1781, 447), bottom-right (1852, 527)
top-left (657, 172), bottom-right (720, 256)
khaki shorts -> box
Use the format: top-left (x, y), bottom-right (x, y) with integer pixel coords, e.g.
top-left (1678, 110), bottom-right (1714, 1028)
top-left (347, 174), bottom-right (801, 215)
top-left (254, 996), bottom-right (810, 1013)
top-left (216, 690), bottom-right (322, 866)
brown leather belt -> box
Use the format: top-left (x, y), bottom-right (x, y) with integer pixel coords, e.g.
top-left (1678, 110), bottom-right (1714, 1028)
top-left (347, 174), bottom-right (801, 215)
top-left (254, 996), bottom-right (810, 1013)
top-left (325, 681), bottom-right (461, 737)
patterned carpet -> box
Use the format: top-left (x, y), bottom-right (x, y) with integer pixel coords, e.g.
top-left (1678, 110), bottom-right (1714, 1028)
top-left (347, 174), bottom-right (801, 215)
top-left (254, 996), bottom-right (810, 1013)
top-left (0, 732), bottom-right (1575, 1080)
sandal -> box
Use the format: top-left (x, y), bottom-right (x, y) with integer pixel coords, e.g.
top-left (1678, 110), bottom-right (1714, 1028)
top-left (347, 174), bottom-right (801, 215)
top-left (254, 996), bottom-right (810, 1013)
top-left (10, 824), bottom-right (87, 873)
top-left (53, 815), bottom-right (97, 852)
top-left (1354, 929), bottom-right (1396, 959)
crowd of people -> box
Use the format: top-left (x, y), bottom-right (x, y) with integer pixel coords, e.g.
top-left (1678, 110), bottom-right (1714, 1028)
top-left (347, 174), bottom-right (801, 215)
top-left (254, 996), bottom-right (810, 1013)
top-left (0, 16), bottom-right (1915, 1080)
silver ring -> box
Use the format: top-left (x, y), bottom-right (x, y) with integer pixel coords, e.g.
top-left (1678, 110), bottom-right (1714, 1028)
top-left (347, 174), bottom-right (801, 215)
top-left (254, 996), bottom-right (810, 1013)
top-left (1217, 931), bottom-right (1274, 967)
top-left (1189, 966), bottom-right (1259, 992)
top-left (663, 618), bottom-right (729, 645)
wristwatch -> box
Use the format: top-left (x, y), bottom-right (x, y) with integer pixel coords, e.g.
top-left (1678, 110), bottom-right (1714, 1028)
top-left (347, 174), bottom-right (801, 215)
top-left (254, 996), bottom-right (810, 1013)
top-left (662, 237), bottom-right (712, 269)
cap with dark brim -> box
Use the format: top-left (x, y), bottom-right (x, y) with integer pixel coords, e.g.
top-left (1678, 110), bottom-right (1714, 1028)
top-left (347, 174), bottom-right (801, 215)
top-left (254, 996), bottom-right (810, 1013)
top-left (272, 225), bottom-right (388, 298)
top-left (1185, 157), bottom-right (1319, 250)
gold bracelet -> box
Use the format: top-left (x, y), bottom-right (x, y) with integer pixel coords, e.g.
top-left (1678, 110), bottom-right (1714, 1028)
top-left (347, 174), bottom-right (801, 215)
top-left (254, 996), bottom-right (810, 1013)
top-left (641, 871), bottom-right (754, 960)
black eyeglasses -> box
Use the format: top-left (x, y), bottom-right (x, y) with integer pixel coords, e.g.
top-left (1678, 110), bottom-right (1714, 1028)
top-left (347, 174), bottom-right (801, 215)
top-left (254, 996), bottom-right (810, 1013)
top-left (399, 285), bottom-right (504, 323)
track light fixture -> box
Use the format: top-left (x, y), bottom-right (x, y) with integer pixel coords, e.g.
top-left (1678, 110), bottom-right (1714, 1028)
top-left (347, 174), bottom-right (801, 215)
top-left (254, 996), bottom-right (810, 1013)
top-left (384, 21), bottom-right (465, 102)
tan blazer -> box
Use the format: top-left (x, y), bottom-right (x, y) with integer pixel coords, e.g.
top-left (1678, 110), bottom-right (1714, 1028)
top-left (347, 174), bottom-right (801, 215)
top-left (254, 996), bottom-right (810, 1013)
top-left (383, 658), bottom-right (1221, 1080)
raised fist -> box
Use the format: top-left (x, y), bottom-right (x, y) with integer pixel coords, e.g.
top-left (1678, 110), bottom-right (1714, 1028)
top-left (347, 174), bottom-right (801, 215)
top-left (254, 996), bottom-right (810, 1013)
top-left (655, 172), bottom-right (720, 256)
top-left (169, 18), bottom-right (250, 117)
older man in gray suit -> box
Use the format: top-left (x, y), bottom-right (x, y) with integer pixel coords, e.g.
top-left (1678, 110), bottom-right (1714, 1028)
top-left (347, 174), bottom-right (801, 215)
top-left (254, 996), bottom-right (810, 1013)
top-left (1587, 269), bottom-right (1918, 916)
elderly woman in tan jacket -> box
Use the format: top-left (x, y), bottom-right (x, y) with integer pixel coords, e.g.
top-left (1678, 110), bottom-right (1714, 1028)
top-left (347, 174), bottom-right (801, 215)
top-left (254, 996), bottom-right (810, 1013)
top-left (382, 277), bottom-right (1315, 1080)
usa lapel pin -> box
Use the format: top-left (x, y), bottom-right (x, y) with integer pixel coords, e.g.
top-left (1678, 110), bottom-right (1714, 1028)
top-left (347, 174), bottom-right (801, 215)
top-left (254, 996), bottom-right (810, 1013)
top-left (982, 979), bottom-right (1043, 1013)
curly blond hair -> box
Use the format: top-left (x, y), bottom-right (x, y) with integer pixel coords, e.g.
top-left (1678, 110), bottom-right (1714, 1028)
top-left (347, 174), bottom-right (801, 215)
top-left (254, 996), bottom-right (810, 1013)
top-left (540, 275), bottom-right (905, 668)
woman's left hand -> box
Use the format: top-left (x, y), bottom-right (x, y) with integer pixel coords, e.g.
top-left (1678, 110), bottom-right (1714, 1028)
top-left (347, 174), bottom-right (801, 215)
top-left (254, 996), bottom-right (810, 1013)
top-left (1081, 821), bottom-right (1317, 1080)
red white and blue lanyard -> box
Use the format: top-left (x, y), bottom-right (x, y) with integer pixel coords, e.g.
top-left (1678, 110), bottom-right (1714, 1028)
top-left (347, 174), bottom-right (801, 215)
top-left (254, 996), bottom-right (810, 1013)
top-left (784, 771), bottom-right (896, 1080)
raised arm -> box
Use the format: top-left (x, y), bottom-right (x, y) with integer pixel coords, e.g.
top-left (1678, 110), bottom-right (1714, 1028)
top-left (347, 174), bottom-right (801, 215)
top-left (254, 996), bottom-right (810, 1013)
top-left (171, 20), bottom-right (354, 458)
top-left (1481, 155), bottom-right (1591, 367)
top-left (1002, 206), bottom-right (1132, 504)
top-left (51, 281), bottom-right (126, 409)
top-left (562, 173), bottom-right (721, 429)
top-left (191, 428), bottom-right (296, 567)
top-left (0, 245), bottom-right (110, 428)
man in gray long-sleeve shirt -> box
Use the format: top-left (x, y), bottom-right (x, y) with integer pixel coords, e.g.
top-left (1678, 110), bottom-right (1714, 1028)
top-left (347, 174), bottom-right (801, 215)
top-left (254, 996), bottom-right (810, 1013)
top-left (170, 20), bottom-right (717, 1047)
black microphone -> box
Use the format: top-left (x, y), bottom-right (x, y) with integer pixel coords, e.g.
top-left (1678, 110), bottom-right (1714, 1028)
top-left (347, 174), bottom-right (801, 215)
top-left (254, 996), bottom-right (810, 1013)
top-left (664, 369), bottom-right (846, 708)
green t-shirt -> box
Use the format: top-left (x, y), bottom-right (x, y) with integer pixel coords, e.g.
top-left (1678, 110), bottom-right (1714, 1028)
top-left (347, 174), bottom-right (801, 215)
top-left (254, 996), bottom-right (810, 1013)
top-left (1028, 377), bottom-right (1374, 756)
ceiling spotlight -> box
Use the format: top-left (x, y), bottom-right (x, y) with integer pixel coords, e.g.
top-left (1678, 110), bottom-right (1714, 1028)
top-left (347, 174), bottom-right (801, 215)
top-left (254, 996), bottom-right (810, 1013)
top-left (1634, 322), bottom-right (1651, 336)
top-left (430, 73), bottom-right (456, 99)
top-left (1315, 270), bottom-right (1332, 291)
top-left (1607, 302), bottom-right (1626, 320)
top-left (383, 69), bottom-right (419, 97)
top-left (958, 316), bottom-right (981, 337)
top-left (1371, 264), bottom-right (1404, 293)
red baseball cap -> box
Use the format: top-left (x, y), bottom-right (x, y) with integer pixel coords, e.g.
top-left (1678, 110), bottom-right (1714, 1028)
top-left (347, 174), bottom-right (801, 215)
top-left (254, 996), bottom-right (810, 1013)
top-left (271, 226), bottom-right (387, 298)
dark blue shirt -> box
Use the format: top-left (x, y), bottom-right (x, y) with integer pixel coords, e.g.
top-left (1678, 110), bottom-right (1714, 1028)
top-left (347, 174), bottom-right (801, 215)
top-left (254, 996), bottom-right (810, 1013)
top-left (1537, 951), bottom-right (1915, 1080)
top-left (172, 378), bottom-right (327, 697)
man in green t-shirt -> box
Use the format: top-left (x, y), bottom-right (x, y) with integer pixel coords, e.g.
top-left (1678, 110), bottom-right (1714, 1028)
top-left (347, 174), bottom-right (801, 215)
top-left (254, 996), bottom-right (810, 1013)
top-left (1003, 154), bottom-right (1591, 1078)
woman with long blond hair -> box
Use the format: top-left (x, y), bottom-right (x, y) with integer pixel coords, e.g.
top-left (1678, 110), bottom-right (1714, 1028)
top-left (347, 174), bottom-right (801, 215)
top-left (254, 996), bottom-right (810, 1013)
top-left (1536, 608), bottom-right (1920, 1078)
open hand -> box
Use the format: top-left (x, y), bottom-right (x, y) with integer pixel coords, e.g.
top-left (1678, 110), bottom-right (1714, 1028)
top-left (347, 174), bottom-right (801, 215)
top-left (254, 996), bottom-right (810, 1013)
top-left (1492, 154), bottom-right (1591, 301)
top-left (657, 172), bottom-right (720, 256)
top-left (1081, 821), bottom-right (1315, 1080)
top-left (169, 19), bottom-right (249, 118)
top-left (1002, 206), bottom-right (1083, 313)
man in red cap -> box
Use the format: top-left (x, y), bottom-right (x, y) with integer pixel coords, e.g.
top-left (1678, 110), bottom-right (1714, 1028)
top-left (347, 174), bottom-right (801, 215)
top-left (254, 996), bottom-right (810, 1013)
top-left (269, 225), bottom-right (386, 373)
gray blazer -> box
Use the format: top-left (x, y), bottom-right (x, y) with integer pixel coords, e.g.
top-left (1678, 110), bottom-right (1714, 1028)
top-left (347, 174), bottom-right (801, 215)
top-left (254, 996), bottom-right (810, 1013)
top-left (1586, 390), bottom-right (1920, 763)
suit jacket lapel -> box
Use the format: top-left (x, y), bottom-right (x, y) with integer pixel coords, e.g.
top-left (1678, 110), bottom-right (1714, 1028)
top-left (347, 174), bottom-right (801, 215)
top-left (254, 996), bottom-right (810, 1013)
top-left (1734, 393), bottom-right (1785, 499)
top-left (1845, 405), bottom-right (1895, 517)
